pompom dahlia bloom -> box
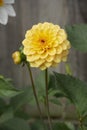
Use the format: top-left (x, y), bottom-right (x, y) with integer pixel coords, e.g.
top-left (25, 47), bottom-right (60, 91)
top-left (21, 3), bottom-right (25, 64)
top-left (22, 22), bottom-right (71, 70)
top-left (0, 0), bottom-right (16, 25)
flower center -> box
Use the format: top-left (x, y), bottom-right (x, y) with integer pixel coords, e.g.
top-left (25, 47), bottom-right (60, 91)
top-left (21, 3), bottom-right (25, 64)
top-left (40, 39), bottom-right (45, 44)
top-left (0, 0), bottom-right (4, 6)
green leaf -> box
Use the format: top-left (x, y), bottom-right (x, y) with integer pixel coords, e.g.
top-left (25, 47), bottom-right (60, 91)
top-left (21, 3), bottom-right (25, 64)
top-left (0, 108), bottom-right (14, 124)
top-left (53, 122), bottom-right (72, 130)
top-left (35, 71), bottom-right (62, 105)
top-left (35, 71), bottom-right (51, 103)
top-left (48, 74), bottom-right (67, 97)
top-left (0, 99), bottom-right (6, 114)
top-left (15, 109), bottom-right (30, 120)
top-left (35, 71), bottom-right (46, 97)
top-left (77, 127), bottom-right (86, 130)
top-left (65, 122), bottom-right (75, 130)
top-left (0, 77), bottom-right (22, 98)
top-left (82, 116), bottom-right (87, 128)
top-left (65, 63), bottom-right (73, 76)
top-left (54, 72), bottom-right (87, 117)
top-left (49, 97), bottom-right (61, 105)
top-left (10, 87), bottom-right (34, 111)
top-left (31, 120), bottom-right (47, 130)
top-left (0, 118), bottom-right (31, 130)
top-left (65, 24), bottom-right (87, 52)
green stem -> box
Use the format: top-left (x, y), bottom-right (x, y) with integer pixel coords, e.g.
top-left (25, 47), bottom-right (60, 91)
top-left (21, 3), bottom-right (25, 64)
top-left (26, 63), bottom-right (43, 120)
top-left (80, 123), bottom-right (84, 130)
top-left (80, 117), bottom-right (85, 130)
top-left (45, 69), bottom-right (53, 130)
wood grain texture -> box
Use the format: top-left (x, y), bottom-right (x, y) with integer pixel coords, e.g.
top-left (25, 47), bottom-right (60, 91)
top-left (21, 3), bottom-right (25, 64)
top-left (0, 0), bottom-right (87, 119)
top-left (0, 0), bottom-right (87, 86)
top-left (67, 0), bottom-right (87, 81)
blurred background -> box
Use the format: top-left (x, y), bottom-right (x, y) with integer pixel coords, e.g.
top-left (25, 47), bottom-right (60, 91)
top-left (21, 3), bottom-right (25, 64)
top-left (0, 0), bottom-right (87, 87)
top-left (0, 0), bottom-right (87, 122)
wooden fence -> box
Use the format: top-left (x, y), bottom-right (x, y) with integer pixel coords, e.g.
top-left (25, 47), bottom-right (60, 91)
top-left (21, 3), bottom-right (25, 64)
top-left (0, 0), bottom-right (87, 120)
top-left (0, 0), bottom-right (87, 87)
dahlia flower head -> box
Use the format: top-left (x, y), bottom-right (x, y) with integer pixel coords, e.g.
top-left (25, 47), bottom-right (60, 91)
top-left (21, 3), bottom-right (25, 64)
top-left (22, 22), bottom-right (71, 70)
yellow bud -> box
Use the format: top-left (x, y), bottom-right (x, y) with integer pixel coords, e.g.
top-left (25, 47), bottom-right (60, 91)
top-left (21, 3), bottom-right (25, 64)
top-left (12, 51), bottom-right (21, 64)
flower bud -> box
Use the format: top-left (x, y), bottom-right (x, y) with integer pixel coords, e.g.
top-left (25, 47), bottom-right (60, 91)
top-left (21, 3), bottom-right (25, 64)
top-left (12, 51), bottom-right (21, 64)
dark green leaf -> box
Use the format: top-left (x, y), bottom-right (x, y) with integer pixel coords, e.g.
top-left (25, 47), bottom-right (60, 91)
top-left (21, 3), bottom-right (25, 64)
top-left (0, 118), bottom-right (31, 130)
top-left (0, 99), bottom-right (6, 114)
top-left (35, 71), bottom-right (51, 103)
top-left (65, 122), bottom-right (75, 130)
top-left (0, 108), bottom-right (14, 124)
top-left (65, 24), bottom-right (87, 52)
top-left (49, 97), bottom-right (61, 105)
top-left (15, 110), bottom-right (30, 120)
top-left (53, 122), bottom-right (72, 130)
top-left (35, 71), bottom-right (46, 97)
top-left (10, 87), bottom-right (34, 111)
top-left (48, 74), bottom-right (67, 97)
top-left (78, 126), bottom-right (86, 130)
top-left (0, 77), bottom-right (22, 98)
top-left (54, 72), bottom-right (87, 117)
top-left (31, 120), bottom-right (47, 130)
top-left (82, 116), bottom-right (87, 128)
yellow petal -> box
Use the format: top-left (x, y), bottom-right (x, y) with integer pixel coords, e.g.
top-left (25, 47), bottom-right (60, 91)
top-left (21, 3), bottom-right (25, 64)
top-left (48, 48), bottom-right (56, 55)
top-left (57, 30), bottom-right (67, 44)
top-left (37, 49), bottom-right (44, 54)
top-left (40, 64), bottom-right (47, 70)
top-left (27, 54), bottom-right (40, 62)
top-left (29, 49), bottom-right (36, 54)
top-left (54, 25), bottom-right (60, 31)
top-left (59, 29), bottom-right (67, 39)
top-left (56, 46), bottom-right (62, 54)
top-left (45, 62), bottom-right (52, 68)
top-left (61, 42), bottom-right (67, 50)
top-left (22, 39), bottom-right (30, 46)
top-left (52, 62), bottom-right (58, 67)
top-left (30, 62), bottom-right (37, 67)
top-left (62, 50), bottom-right (69, 57)
top-left (40, 51), bottom-right (48, 59)
top-left (23, 48), bottom-right (36, 55)
top-left (35, 59), bottom-right (45, 67)
top-left (56, 36), bottom-right (64, 44)
top-left (25, 30), bottom-right (32, 38)
top-left (54, 55), bottom-right (61, 63)
top-left (62, 56), bottom-right (67, 62)
top-left (66, 40), bottom-right (71, 49)
top-left (46, 55), bottom-right (54, 62)
top-left (53, 41), bottom-right (59, 47)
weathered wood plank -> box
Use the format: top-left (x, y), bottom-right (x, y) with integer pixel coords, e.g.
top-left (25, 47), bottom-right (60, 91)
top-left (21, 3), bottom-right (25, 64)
top-left (0, 0), bottom-right (87, 86)
top-left (67, 0), bottom-right (87, 81)
top-left (0, 0), bottom-right (87, 119)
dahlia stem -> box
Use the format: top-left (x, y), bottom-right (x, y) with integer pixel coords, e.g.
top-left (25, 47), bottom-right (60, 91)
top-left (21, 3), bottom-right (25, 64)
top-left (80, 125), bottom-right (84, 130)
top-left (45, 69), bottom-right (53, 130)
top-left (26, 63), bottom-right (44, 121)
top-left (79, 117), bottom-right (85, 130)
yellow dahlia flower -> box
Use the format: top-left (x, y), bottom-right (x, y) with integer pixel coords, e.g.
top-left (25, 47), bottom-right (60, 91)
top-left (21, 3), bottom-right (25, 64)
top-left (22, 22), bottom-right (70, 70)
top-left (12, 51), bottom-right (21, 64)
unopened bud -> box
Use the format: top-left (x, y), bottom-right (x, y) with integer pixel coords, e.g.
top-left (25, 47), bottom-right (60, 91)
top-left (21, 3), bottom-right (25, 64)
top-left (12, 51), bottom-right (21, 64)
